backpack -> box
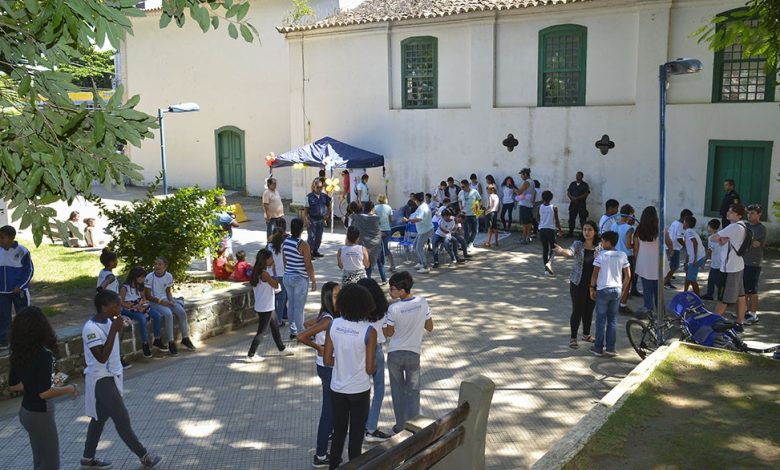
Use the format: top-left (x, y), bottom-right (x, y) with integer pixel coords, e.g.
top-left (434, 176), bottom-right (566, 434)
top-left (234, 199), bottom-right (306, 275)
top-left (733, 221), bottom-right (753, 257)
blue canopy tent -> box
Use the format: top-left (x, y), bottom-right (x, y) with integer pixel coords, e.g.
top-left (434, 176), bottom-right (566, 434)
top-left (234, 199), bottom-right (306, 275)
top-left (272, 137), bottom-right (386, 231)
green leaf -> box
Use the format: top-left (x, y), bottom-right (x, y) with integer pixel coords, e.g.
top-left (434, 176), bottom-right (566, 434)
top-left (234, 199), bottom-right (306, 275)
top-left (237, 2), bottom-right (250, 21)
top-left (94, 111), bottom-right (106, 142)
top-left (228, 23), bottom-right (238, 39)
top-left (159, 12), bottom-right (173, 28)
top-left (211, 15), bottom-right (219, 30)
top-left (18, 75), bottom-right (32, 95)
top-left (240, 24), bottom-right (253, 42)
top-left (24, 0), bottom-right (40, 14)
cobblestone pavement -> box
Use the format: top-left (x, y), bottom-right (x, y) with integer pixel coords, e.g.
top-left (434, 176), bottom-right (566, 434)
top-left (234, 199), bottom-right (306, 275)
top-left (3, 187), bottom-right (777, 469)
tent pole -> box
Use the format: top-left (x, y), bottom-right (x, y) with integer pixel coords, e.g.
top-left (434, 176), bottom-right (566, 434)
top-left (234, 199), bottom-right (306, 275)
top-left (383, 166), bottom-right (387, 198)
top-left (330, 167), bottom-right (335, 234)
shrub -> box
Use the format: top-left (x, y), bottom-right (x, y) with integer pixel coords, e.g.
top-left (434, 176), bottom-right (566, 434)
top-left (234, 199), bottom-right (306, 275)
top-left (102, 184), bottom-right (224, 279)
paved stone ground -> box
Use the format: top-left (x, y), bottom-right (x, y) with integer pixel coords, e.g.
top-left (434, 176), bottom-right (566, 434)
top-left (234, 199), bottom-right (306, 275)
top-left (2, 187), bottom-right (777, 469)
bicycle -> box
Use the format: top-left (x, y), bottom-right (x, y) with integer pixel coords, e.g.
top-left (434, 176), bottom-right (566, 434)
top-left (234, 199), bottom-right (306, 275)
top-left (625, 314), bottom-right (682, 360)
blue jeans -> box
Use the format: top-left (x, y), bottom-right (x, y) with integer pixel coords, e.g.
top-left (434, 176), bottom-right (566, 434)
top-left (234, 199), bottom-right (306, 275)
top-left (366, 343), bottom-right (385, 432)
top-left (594, 287), bottom-right (620, 353)
top-left (315, 365), bottom-right (334, 456)
top-left (121, 309), bottom-right (149, 344)
top-left (273, 276), bottom-right (288, 321)
top-left (307, 219), bottom-right (324, 254)
top-left (381, 230), bottom-right (392, 256)
top-left (0, 290), bottom-right (29, 345)
top-left (414, 229), bottom-right (433, 268)
top-left (431, 234), bottom-right (456, 263)
top-left (366, 250), bottom-right (387, 283)
top-left (387, 350), bottom-right (421, 432)
top-left (640, 278), bottom-right (658, 312)
top-left (285, 274), bottom-right (308, 335)
top-left (148, 300), bottom-right (189, 342)
top-left (464, 215), bottom-right (477, 244)
top-left (266, 217), bottom-right (285, 240)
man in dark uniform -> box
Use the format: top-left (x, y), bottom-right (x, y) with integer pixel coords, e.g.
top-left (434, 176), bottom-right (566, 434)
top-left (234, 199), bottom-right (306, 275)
top-left (719, 179), bottom-right (740, 228)
top-left (566, 171), bottom-right (590, 237)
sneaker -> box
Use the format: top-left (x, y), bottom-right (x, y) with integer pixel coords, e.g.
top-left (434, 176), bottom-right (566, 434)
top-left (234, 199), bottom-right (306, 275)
top-left (365, 428), bottom-right (392, 442)
top-left (413, 263), bottom-right (423, 269)
top-left (589, 347), bottom-right (604, 357)
top-left (416, 267), bottom-right (430, 273)
top-left (277, 347), bottom-right (295, 357)
top-left (448, 261), bottom-right (455, 267)
top-left (700, 294), bottom-right (714, 300)
top-left (245, 354), bottom-right (265, 363)
top-left (312, 454), bottom-right (330, 468)
top-left (80, 457), bottom-right (113, 469)
top-left (664, 281), bottom-right (676, 289)
top-left (181, 337), bottom-right (197, 351)
top-left (0, 343), bottom-right (9, 351)
top-left (456, 258), bottom-right (466, 264)
top-left (744, 311), bottom-right (759, 325)
top-left (734, 323), bottom-right (744, 333)
top-left (152, 338), bottom-right (166, 352)
top-left (278, 320), bottom-right (287, 328)
top-left (773, 349), bottom-right (780, 361)
top-left (619, 305), bottom-right (633, 315)
top-left (431, 262), bottom-right (439, 268)
top-left (604, 350), bottom-right (619, 357)
top-left (544, 262), bottom-right (554, 275)
top-left (464, 254), bottom-right (473, 259)
top-left (289, 334), bottom-right (298, 341)
top-left (142, 343), bottom-right (152, 358)
top-left (121, 359), bottom-right (132, 370)
top-left (313, 252), bottom-right (325, 258)
top-left (168, 342), bottom-right (178, 356)
top-left (468, 243), bottom-right (474, 250)
top-left (139, 453), bottom-right (162, 468)
top-left (630, 291), bottom-right (642, 298)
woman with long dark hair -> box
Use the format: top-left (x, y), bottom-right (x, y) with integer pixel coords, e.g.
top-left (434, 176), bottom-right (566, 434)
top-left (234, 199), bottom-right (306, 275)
top-left (553, 220), bottom-right (600, 349)
top-left (499, 176), bottom-right (516, 231)
top-left (246, 249), bottom-right (291, 361)
top-left (8, 306), bottom-right (79, 469)
top-left (266, 223), bottom-right (289, 326)
top-left (634, 206), bottom-right (666, 317)
top-left (283, 218), bottom-right (317, 340)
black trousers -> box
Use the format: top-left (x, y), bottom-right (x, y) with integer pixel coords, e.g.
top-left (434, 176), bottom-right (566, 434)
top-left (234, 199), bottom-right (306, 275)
top-left (247, 311), bottom-right (285, 357)
top-left (569, 282), bottom-right (595, 339)
top-left (568, 204), bottom-right (588, 233)
top-left (330, 389), bottom-right (370, 469)
top-left (539, 229), bottom-right (556, 265)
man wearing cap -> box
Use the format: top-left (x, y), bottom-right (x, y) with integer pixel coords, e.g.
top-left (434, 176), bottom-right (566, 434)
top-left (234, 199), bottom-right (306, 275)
top-left (304, 178), bottom-right (331, 258)
top-left (262, 178), bottom-right (285, 239)
top-left (515, 169), bottom-right (535, 244)
top-left (566, 171), bottom-right (590, 237)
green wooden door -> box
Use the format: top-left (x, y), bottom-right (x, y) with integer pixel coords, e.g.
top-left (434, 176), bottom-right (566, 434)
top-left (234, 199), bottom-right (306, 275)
top-left (216, 128), bottom-right (245, 191)
top-left (705, 140), bottom-right (773, 216)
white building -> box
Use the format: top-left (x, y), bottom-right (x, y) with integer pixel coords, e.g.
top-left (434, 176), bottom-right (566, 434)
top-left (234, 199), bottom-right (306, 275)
top-left (123, 0), bottom-right (779, 236)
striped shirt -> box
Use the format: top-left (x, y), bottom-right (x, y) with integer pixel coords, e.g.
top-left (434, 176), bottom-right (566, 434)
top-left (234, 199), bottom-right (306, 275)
top-left (283, 237), bottom-right (307, 277)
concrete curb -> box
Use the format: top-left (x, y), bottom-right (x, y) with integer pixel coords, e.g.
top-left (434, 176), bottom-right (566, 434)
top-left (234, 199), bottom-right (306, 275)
top-left (530, 341), bottom-right (682, 470)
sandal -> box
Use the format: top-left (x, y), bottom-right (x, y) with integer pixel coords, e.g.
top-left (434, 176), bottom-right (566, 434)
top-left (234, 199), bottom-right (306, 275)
top-left (581, 335), bottom-right (595, 343)
top-left (569, 338), bottom-right (579, 349)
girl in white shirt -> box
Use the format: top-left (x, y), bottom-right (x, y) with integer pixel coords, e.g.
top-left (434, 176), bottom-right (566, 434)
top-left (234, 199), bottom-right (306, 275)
top-left (483, 184), bottom-right (501, 248)
top-left (538, 191), bottom-right (562, 275)
top-left (338, 226), bottom-right (369, 284)
top-left (297, 282), bottom-right (340, 467)
top-left (324, 284), bottom-right (377, 468)
top-left (246, 249), bottom-right (292, 361)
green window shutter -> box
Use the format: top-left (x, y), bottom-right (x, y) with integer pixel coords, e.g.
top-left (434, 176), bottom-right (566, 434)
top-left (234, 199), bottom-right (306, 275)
top-left (538, 25), bottom-right (587, 107)
top-left (704, 140), bottom-right (773, 220)
top-left (401, 36), bottom-right (438, 109)
top-left (711, 10), bottom-right (776, 103)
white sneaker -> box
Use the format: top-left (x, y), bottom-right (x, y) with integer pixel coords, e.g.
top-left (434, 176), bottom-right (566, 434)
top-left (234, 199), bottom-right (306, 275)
top-left (245, 355), bottom-right (265, 363)
top-left (416, 267), bottom-right (430, 273)
top-left (413, 263), bottom-right (423, 269)
top-left (468, 243), bottom-right (474, 250)
top-left (744, 311), bottom-right (759, 325)
top-left (277, 348), bottom-right (295, 356)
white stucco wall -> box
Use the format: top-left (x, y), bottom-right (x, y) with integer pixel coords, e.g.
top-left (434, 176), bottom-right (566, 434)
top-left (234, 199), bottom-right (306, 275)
top-left (286, 0), bottom-right (779, 237)
top-left (121, 0), bottom-right (339, 198)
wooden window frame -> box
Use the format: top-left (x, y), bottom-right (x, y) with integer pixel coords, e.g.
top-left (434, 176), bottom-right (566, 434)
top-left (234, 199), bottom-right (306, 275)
top-left (538, 24), bottom-right (587, 107)
top-left (401, 36), bottom-right (438, 109)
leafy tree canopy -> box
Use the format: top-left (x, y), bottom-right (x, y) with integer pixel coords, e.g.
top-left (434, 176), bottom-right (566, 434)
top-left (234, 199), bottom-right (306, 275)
top-left (693, 0), bottom-right (780, 74)
top-left (0, 0), bottom-right (260, 246)
top-left (58, 47), bottom-right (116, 89)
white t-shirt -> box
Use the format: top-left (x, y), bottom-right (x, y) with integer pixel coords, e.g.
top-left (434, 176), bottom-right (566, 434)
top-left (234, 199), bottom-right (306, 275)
top-left (708, 234), bottom-right (723, 270)
top-left (357, 182), bottom-right (369, 202)
top-left (121, 284), bottom-right (143, 303)
top-left (370, 317), bottom-right (386, 344)
top-left (685, 229), bottom-right (706, 263)
top-left (329, 318), bottom-right (373, 394)
top-left (717, 221), bottom-right (746, 273)
top-left (411, 202), bottom-right (434, 234)
top-left (83, 318), bottom-right (123, 380)
top-left (668, 220), bottom-right (684, 251)
top-left (314, 313), bottom-right (334, 367)
top-left (436, 218), bottom-right (455, 238)
top-left (599, 214), bottom-right (616, 234)
top-left (97, 269), bottom-right (119, 293)
top-left (145, 272), bottom-right (173, 301)
top-left (386, 296), bottom-right (431, 354)
top-left (266, 242), bottom-right (285, 277)
top-left (500, 186), bottom-right (515, 204)
top-left (487, 193), bottom-right (499, 213)
top-left (252, 278), bottom-right (276, 312)
top-left (593, 250), bottom-right (630, 290)
top-left (339, 244), bottom-right (366, 272)
top-left (538, 204), bottom-right (556, 230)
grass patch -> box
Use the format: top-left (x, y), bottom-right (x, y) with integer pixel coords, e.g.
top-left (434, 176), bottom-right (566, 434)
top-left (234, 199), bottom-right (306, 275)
top-left (24, 240), bottom-right (122, 294)
top-left (566, 345), bottom-right (780, 470)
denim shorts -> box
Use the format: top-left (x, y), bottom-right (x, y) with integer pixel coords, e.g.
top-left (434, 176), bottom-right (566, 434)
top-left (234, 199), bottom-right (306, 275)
top-left (686, 257), bottom-right (706, 281)
top-left (669, 249), bottom-right (681, 272)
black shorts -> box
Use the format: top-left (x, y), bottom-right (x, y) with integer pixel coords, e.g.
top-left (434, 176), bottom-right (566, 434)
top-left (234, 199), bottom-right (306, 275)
top-left (518, 206), bottom-right (533, 225)
top-left (743, 266), bottom-right (762, 294)
top-left (488, 212), bottom-right (499, 229)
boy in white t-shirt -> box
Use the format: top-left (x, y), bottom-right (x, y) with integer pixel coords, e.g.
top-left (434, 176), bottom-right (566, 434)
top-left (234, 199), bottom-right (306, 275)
top-left (598, 199), bottom-right (619, 234)
top-left (589, 231), bottom-right (630, 357)
top-left (683, 216), bottom-right (706, 296)
top-left (711, 204), bottom-right (747, 327)
top-left (664, 209), bottom-right (692, 289)
top-left (384, 271), bottom-right (433, 434)
top-left (81, 291), bottom-right (161, 469)
top-left (431, 209), bottom-right (459, 268)
top-left (702, 219), bottom-right (723, 300)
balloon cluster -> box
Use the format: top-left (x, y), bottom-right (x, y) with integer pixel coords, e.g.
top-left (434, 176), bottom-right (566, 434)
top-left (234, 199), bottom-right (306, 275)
top-left (324, 177), bottom-right (341, 194)
top-left (322, 156), bottom-right (335, 172)
top-left (293, 163), bottom-right (305, 170)
top-left (264, 152), bottom-right (277, 168)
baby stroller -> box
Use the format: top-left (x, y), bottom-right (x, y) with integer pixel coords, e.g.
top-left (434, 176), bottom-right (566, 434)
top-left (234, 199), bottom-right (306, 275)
top-left (667, 292), bottom-right (748, 352)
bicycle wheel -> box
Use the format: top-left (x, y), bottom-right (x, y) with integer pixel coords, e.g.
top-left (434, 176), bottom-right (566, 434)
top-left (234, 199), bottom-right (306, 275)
top-left (626, 319), bottom-right (660, 359)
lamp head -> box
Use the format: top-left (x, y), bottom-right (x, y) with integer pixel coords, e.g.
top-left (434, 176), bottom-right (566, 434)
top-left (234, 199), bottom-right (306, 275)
top-left (665, 58), bottom-right (702, 75)
top-left (168, 102), bottom-right (200, 113)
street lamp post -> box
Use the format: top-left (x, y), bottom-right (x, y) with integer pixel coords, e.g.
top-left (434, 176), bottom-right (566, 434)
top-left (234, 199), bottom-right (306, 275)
top-left (658, 58), bottom-right (702, 323)
top-left (158, 102), bottom-right (200, 195)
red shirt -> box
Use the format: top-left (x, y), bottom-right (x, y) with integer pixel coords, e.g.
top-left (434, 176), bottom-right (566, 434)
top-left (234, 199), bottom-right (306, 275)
top-left (231, 261), bottom-right (252, 282)
top-left (213, 257), bottom-right (230, 280)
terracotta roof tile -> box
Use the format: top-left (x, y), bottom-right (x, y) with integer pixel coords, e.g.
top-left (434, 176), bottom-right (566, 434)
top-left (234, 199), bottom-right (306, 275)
top-left (278, 0), bottom-right (594, 33)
